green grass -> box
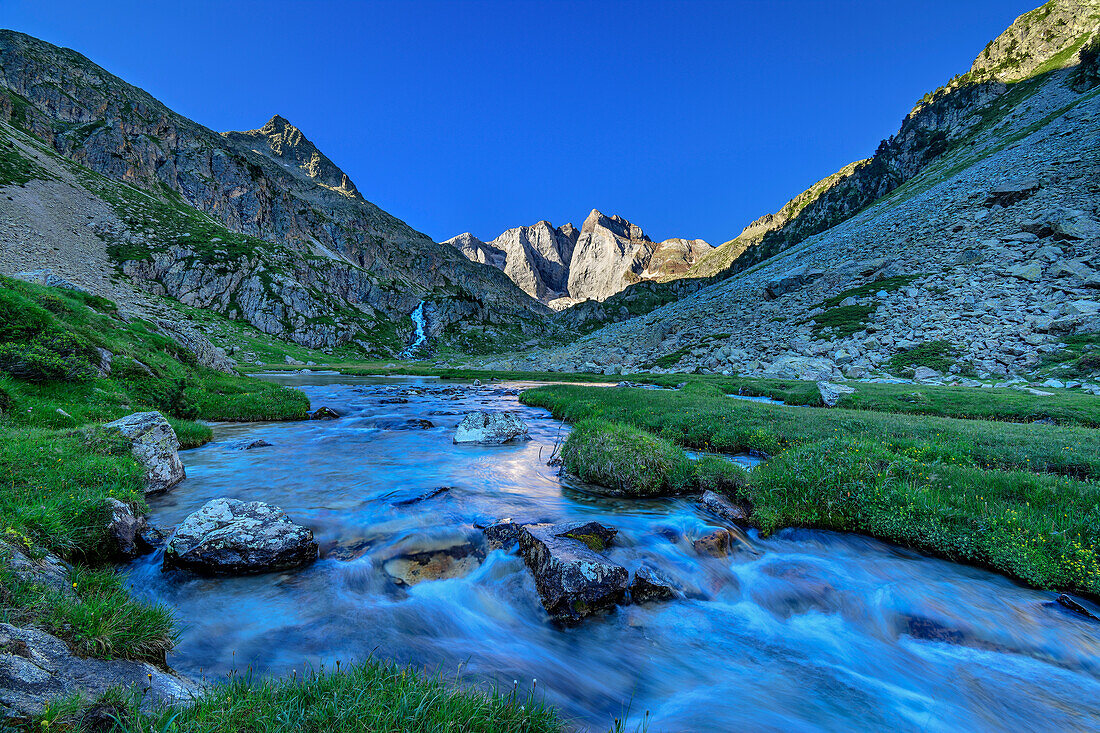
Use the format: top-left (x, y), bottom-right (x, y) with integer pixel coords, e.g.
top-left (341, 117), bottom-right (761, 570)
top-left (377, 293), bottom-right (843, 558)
top-left (35, 660), bottom-right (563, 733)
top-left (816, 275), bottom-right (919, 309)
top-left (0, 276), bottom-right (309, 664)
top-left (563, 419), bottom-right (748, 497)
top-left (564, 419), bottom-right (696, 495)
top-left (887, 340), bottom-right (959, 375)
top-left (745, 438), bottom-right (1100, 595)
top-left (809, 304), bottom-right (875, 338)
top-left (521, 382), bottom-right (1100, 481)
top-left (521, 383), bottom-right (1100, 597)
top-left (0, 560), bottom-right (176, 663)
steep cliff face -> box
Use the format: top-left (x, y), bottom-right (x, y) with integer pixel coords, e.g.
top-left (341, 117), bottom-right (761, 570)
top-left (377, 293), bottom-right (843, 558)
top-left (0, 30), bottom-right (547, 354)
top-left (971, 0), bottom-right (1100, 82)
top-left (448, 210), bottom-right (711, 305)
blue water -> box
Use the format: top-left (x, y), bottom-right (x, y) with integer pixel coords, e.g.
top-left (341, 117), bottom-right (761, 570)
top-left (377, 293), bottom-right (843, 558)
top-left (126, 376), bottom-right (1100, 732)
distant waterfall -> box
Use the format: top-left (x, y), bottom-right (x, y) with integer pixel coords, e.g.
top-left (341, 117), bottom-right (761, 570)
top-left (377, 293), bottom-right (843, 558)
top-left (400, 301), bottom-right (427, 358)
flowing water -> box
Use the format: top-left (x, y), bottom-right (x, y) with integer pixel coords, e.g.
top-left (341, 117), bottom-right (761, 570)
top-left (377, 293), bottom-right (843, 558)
top-left (126, 375), bottom-right (1100, 732)
top-left (400, 302), bottom-right (428, 358)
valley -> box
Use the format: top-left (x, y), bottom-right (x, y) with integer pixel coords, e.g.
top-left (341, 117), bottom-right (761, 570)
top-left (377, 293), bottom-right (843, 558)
top-left (1, 1), bottom-right (1099, 731)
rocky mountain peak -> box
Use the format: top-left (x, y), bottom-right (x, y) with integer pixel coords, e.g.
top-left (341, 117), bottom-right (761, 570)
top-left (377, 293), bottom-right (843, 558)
top-left (581, 209), bottom-right (649, 242)
top-left (224, 115), bottom-right (360, 198)
top-left (970, 0), bottom-right (1100, 83)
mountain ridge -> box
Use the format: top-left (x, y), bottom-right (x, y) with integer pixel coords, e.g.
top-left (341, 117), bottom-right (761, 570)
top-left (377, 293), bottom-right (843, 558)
top-left (446, 208), bottom-right (712, 306)
top-left (0, 29), bottom-right (550, 355)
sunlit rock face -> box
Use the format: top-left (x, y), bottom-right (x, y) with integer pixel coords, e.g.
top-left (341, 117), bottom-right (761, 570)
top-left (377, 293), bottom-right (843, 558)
top-left (446, 210), bottom-right (711, 304)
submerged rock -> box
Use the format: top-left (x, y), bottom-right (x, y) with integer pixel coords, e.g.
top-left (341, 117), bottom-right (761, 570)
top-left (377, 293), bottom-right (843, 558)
top-left (388, 486), bottom-right (452, 506)
top-left (697, 490), bottom-right (748, 524)
top-left (453, 411), bottom-right (530, 444)
top-left (518, 521), bottom-right (628, 623)
top-left (0, 623), bottom-right (195, 719)
top-left (240, 439), bottom-right (273, 450)
top-left (311, 406), bottom-right (341, 420)
top-left (382, 539), bottom-right (483, 586)
top-left (163, 498), bottom-right (318, 575)
top-left (101, 412), bottom-right (185, 494)
top-left (629, 565), bottom-right (677, 603)
top-left (1053, 593), bottom-right (1100, 622)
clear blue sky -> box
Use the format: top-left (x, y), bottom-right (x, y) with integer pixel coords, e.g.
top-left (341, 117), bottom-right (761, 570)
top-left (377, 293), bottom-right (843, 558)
top-left (3, 0), bottom-right (1036, 244)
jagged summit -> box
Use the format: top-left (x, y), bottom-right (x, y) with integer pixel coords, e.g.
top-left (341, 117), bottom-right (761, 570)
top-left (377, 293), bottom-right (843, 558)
top-left (223, 115), bottom-right (359, 198)
top-left (581, 209), bottom-right (649, 241)
top-left (447, 211), bottom-right (709, 305)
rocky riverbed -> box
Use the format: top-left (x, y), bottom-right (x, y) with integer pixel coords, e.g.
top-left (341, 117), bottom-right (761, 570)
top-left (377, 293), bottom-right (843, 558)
top-left (119, 374), bottom-right (1100, 732)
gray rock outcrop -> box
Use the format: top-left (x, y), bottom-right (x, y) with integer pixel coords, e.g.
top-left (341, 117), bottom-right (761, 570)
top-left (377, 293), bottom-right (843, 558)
top-left (163, 498), bottom-right (318, 575)
top-left (101, 412), bottom-right (185, 494)
top-left (0, 623), bottom-right (195, 719)
top-left (817, 381), bottom-right (856, 407)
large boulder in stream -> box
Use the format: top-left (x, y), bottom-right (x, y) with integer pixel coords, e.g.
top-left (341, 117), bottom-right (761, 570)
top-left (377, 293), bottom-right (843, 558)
top-left (163, 498), bottom-right (318, 575)
top-left (453, 411), bottom-right (530, 444)
top-left (101, 412), bottom-right (184, 494)
top-left (517, 520), bottom-right (627, 623)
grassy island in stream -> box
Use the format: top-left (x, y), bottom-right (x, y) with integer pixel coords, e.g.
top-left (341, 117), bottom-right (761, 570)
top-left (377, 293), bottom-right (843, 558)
top-left (0, 278), bottom-right (561, 731)
top-left (522, 382), bottom-right (1100, 598)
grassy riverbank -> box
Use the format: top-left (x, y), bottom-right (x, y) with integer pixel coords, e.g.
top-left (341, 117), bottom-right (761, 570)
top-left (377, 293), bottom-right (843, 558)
top-left (253, 361), bottom-right (1100, 428)
top-left (522, 382), bottom-right (1100, 597)
top-left (36, 662), bottom-right (563, 732)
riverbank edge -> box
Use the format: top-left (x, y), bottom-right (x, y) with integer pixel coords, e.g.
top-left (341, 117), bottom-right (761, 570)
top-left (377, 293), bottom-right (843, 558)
top-left (521, 382), bottom-right (1100, 605)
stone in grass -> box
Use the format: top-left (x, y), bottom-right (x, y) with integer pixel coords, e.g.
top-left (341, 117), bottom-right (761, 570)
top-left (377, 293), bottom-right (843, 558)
top-left (102, 412), bottom-right (184, 494)
top-left (518, 521), bottom-right (627, 624)
top-left (912, 366), bottom-right (940, 381)
top-left (163, 498), bottom-right (318, 575)
top-left (0, 623), bottom-right (195, 719)
top-left (453, 411), bottom-right (530, 444)
top-left (104, 498), bottom-right (151, 559)
top-left (816, 381), bottom-right (856, 408)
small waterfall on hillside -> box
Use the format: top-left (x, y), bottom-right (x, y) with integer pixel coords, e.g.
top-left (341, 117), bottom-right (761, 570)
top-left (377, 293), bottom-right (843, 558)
top-left (400, 301), bottom-right (427, 358)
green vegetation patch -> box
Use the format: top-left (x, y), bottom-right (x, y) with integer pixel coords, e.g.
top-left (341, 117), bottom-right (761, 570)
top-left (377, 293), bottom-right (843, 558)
top-left (888, 340), bottom-right (960, 375)
top-left (0, 276), bottom-right (309, 662)
top-left (745, 437), bottom-right (1100, 595)
top-left (810, 304), bottom-right (875, 338)
top-left (34, 660), bottom-right (563, 732)
top-left (524, 382), bottom-right (1100, 596)
top-left (0, 125), bottom-right (48, 186)
top-left (563, 419), bottom-right (696, 495)
top-left (521, 382), bottom-right (1100, 482)
top-left (818, 275), bottom-right (919, 309)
